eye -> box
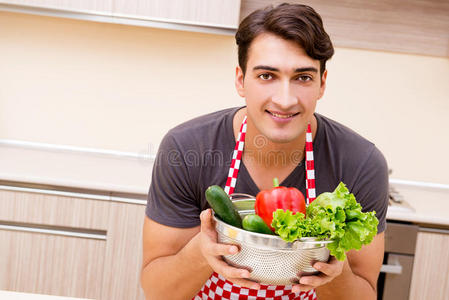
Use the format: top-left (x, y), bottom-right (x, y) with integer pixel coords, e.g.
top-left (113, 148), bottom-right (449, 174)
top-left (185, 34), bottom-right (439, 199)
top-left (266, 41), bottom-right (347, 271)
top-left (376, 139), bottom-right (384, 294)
top-left (296, 75), bottom-right (313, 82)
top-left (258, 73), bottom-right (273, 80)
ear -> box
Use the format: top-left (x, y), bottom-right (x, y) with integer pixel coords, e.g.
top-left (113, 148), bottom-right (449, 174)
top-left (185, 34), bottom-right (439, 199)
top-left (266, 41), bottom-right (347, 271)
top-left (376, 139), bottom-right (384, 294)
top-left (235, 66), bottom-right (245, 98)
top-left (318, 69), bottom-right (328, 100)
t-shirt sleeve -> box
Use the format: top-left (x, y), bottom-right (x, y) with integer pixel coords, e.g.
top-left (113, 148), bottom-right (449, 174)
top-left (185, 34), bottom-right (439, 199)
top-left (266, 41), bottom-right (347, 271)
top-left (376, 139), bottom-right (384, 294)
top-left (146, 132), bottom-right (201, 228)
top-left (351, 146), bottom-right (389, 233)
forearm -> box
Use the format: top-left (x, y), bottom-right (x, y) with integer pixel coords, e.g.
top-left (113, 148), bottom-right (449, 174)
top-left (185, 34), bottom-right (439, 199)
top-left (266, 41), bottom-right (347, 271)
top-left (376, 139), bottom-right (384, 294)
top-left (141, 233), bottom-right (212, 300)
top-left (316, 260), bottom-right (377, 300)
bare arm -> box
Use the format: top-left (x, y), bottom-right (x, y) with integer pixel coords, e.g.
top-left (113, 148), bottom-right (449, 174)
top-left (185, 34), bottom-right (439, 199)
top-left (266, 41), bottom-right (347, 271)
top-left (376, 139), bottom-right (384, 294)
top-left (303, 232), bottom-right (385, 300)
top-left (140, 210), bottom-right (259, 300)
top-left (140, 216), bottom-right (207, 300)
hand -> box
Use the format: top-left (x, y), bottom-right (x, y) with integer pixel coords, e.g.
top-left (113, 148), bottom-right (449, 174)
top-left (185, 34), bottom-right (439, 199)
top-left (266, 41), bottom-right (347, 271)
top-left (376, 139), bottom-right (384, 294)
top-left (292, 256), bottom-right (344, 293)
top-left (199, 209), bottom-right (260, 289)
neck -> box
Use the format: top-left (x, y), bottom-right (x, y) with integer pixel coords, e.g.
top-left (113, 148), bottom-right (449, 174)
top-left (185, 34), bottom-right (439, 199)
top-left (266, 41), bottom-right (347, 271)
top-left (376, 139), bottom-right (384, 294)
top-left (250, 133), bottom-right (306, 169)
top-left (234, 109), bottom-right (317, 169)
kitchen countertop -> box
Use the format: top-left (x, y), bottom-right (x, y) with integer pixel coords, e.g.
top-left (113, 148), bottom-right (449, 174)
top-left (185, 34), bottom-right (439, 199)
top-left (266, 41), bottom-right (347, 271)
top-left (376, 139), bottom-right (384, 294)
top-left (387, 184), bottom-right (449, 227)
top-left (1, 145), bottom-right (448, 227)
top-left (0, 146), bottom-right (152, 195)
top-left (0, 290), bottom-right (92, 300)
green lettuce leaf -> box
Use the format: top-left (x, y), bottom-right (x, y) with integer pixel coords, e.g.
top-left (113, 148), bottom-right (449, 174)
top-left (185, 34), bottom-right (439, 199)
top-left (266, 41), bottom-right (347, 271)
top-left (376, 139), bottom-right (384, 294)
top-left (271, 209), bottom-right (312, 242)
top-left (271, 182), bottom-right (379, 261)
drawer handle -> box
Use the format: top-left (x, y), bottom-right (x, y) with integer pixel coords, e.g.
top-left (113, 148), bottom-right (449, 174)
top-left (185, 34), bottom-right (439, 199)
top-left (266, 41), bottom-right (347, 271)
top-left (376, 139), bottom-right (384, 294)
top-left (0, 222), bottom-right (106, 240)
top-left (380, 263), bottom-right (403, 274)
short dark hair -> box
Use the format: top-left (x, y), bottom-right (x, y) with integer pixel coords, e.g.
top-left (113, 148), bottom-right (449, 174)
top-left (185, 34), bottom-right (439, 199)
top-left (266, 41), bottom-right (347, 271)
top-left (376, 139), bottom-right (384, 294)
top-left (235, 3), bottom-right (334, 75)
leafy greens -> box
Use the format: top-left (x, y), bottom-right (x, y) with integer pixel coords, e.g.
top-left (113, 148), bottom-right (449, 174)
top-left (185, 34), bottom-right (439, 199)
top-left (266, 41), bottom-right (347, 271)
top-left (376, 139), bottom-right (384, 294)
top-left (271, 182), bottom-right (379, 261)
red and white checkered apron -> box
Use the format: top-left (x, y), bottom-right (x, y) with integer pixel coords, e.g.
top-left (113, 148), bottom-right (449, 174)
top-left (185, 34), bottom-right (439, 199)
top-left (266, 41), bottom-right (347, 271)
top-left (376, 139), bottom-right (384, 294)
top-left (195, 116), bottom-right (317, 300)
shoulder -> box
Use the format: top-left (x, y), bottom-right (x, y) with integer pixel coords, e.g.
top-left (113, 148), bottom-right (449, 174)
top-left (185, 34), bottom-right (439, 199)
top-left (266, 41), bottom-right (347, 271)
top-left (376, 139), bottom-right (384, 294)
top-left (314, 112), bottom-right (388, 193)
top-left (147, 107), bottom-right (240, 228)
top-left (315, 113), bottom-right (374, 150)
top-left (315, 113), bottom-right (382, 168)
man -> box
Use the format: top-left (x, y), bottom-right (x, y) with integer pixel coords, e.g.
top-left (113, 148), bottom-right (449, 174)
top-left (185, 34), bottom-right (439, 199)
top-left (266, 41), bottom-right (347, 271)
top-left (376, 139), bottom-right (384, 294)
top-left (141, 3), bottom-right (388, 300)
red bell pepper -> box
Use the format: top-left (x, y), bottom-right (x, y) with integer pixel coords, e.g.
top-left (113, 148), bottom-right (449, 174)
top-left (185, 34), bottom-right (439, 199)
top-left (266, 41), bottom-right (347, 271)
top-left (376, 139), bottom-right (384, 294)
top-left (255, 178), bottom-right (306, 230)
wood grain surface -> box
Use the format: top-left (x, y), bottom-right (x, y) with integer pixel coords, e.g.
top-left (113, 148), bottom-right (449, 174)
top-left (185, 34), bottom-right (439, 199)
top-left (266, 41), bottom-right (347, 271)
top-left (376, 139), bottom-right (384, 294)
top-left (113, 0), bottom-right (241, 28)
top-left (0, 190), bottom-right (110, 230)
top-left (240, 0), bottom-right (449, 57)
top-left (409, 231), bottom-right (449, 300)
top-left (0, 230), bottom-right (105, 299)
top-left (100, 202), bottom-right (146, 300)
top-left (0, 0), bottom-right (113, 13)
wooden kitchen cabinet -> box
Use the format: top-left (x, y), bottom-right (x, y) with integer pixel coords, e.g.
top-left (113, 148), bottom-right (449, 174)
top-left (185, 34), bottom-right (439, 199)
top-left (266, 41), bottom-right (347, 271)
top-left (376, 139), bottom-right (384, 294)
top-left (0, 0), bottom-right (113, 14)
top-left (113, 0), bottom-right (241, 28)
top-left (0, 229), bottom-right (106, 299)
top-left (409, 230), bottom-right (449, 300)
top-left (0, 0), bottom-right (241, 30)
top-left (0, 187), bottom-right (146, 300)
top-left (101, 201), bottom-right (146, 300)
top-left (240, 0), bottom-right (449, 57)
top-left (0, 190), bottom-right (110, 230)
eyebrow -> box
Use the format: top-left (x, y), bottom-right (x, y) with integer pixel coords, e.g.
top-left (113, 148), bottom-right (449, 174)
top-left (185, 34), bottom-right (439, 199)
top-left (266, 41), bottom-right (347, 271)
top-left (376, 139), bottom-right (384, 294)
top-left (253, 65), bottom-right (318, 73)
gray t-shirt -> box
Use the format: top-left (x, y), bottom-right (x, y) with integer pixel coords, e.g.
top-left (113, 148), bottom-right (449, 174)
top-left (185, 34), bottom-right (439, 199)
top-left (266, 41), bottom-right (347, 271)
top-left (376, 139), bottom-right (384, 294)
top-left (146, 106), bottom-right (389, 233)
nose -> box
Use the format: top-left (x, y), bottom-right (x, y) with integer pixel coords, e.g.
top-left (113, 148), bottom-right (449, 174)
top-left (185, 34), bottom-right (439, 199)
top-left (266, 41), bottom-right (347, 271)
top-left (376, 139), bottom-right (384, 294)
top-left (271, 79), bottom-right (297, 109)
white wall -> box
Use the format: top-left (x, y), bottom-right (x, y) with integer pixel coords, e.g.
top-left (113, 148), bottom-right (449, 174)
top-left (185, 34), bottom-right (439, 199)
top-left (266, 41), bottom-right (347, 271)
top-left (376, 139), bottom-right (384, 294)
top-left (1, 11), bottom-right (448, 184)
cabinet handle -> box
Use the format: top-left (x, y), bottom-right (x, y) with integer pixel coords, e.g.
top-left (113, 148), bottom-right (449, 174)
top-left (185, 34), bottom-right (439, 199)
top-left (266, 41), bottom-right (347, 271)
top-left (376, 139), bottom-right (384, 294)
top-left (380, 263), bottom-right (403, 274)
top-left (0, 223), bottom-right (106, 240)
top-left (0, 184), bottom-right (147, 205)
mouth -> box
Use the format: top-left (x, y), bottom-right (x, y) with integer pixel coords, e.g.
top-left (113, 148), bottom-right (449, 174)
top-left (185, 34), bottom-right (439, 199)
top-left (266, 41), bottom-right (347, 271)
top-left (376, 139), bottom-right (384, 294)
top-left (266, 110), bottom-right (300, 119)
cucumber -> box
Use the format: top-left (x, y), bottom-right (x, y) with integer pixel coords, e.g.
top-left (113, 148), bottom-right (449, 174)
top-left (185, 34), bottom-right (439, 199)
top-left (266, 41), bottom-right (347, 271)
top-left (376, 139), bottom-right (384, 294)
top-left (205, 185), bottom-right (242, 228)
top-left (242, 214), bottom-right (274, 235)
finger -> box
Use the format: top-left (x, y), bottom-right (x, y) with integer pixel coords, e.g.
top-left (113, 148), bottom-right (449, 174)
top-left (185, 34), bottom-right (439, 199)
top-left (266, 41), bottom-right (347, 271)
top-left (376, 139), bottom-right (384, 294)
top-left (298, 273), bottom-right (331, 288)
top-left (200, 209), bottom-right (220, 240)
top-left (292, 283), bottom-right (315, 293)
top-left (206, 253), bottom-right (260, 289)
top-left (204, 241), bottom-right (239, 256)
top-left (227, 278), bottom-right (260, 290)
top-left (211, 258), bottom-right (251, 279)
top-left (200, 209), bottom-right (214, 231)
top-left (313, 256), bottom-right (343, 277)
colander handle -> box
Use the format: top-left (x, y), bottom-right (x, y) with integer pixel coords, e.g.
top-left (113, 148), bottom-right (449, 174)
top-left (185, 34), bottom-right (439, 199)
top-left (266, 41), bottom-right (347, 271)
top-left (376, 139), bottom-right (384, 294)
top-left (299, 240), bottom-right (334, 245)
top-left (230, 193), bottom-right (255, 199)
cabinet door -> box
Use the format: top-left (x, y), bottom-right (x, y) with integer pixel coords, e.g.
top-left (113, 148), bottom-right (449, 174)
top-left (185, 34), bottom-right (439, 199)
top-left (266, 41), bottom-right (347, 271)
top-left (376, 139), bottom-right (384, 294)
top-left (0, 0), bottom-right (113, 14)
top-left (113, 0), bottom-right (241, 28)
top-left (0, 189), bottom-right (109, 298)
top-left (409, 231), bottom-right (449, 300)
top-left (240, 0), bottom-right (449, 57)
top-left (100, 202), bottom-right (146, 300)
top-left (0, 228), bottom-right (106, 299)
top-left (0, 187), bottom-right (146, 300)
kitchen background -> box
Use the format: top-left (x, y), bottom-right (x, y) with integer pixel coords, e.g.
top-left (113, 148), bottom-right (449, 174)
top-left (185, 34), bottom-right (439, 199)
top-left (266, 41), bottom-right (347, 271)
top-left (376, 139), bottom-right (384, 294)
top-left (0, 0), bottom-right (448, 300)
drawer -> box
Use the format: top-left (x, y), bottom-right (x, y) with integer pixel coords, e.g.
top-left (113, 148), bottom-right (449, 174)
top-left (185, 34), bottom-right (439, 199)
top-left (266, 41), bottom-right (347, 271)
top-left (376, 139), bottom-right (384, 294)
top-left (0, 228), bottom-right (105, 299)
top-left (385, 222), bottom-right (419, 254)
top-left (0, 189), bottom-right (110, 230)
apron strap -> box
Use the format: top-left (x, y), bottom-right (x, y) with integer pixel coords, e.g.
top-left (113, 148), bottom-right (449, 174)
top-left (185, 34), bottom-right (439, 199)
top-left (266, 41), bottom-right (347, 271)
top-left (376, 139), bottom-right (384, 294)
top-left (224, 116), bottom-right (247, 195)
top-left (305, 123), bottom-right (316, 204)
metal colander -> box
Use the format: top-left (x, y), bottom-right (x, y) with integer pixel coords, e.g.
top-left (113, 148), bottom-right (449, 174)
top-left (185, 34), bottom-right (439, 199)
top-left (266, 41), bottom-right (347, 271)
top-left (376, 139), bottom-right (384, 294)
top-left (214, 194), bottom-right (332, 285)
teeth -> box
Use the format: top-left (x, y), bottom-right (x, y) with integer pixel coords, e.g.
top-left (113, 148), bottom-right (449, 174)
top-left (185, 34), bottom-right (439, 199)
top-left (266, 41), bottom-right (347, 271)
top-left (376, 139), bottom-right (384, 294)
top-left (271, 112), bottom-right (294, 118)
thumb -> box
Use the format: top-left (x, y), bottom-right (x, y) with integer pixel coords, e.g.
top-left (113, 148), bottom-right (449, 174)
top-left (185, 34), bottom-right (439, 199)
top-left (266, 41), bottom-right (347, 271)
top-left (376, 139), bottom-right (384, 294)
top-left (200, 209), bottom-right (214, 232)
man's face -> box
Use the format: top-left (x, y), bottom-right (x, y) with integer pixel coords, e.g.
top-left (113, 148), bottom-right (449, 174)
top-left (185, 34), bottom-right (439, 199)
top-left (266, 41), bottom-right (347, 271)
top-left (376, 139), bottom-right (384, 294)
top-left (235, 33), bottom-right (327, 144)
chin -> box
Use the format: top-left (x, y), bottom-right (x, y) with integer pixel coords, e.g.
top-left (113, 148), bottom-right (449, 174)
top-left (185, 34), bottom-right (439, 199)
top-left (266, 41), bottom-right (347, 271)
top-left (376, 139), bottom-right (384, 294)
top-left (267, 133), bottom-right (297, 144)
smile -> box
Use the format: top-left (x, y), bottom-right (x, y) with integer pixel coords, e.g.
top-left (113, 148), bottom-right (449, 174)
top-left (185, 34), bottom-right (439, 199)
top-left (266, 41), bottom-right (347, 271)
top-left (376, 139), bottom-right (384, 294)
top-left (266, 110), bottom-right (300, 119)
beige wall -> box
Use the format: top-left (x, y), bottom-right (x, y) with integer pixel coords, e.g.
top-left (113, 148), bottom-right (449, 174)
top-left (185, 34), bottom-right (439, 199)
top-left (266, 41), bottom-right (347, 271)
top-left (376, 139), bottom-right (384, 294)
top-left (1, 11), bottom-right (448, 184)
top-left (0, 11), bottom-right (242, 153)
